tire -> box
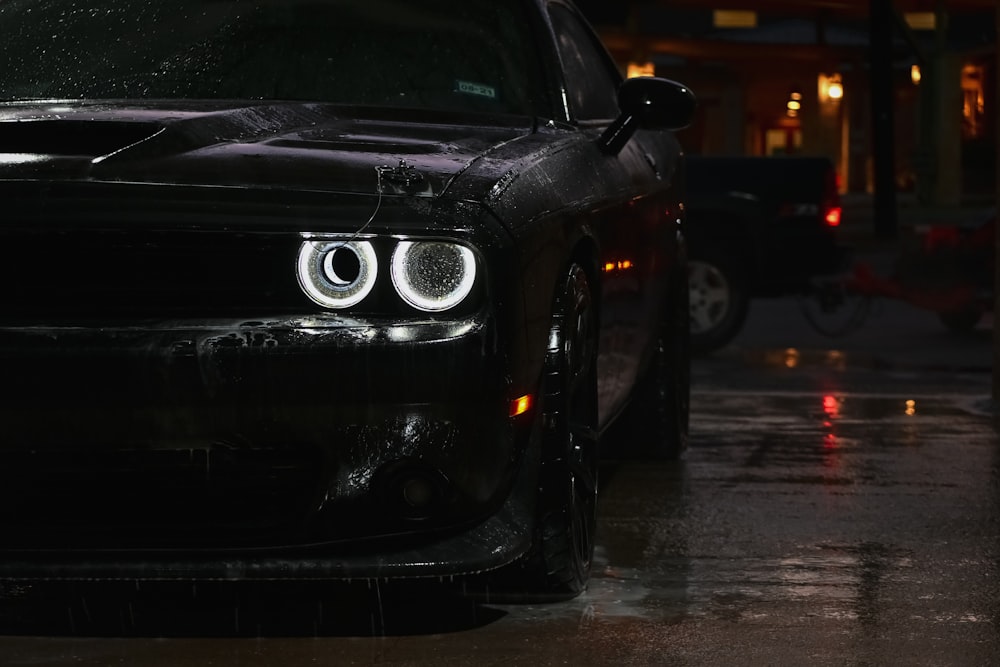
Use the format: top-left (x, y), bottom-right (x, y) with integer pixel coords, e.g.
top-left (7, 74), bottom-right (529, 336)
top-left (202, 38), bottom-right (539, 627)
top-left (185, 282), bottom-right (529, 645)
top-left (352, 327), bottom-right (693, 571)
top-left (624, 265), bottom-right (690, 460)
top-left (939, 308), bottom-right (982, 334)
top-left (688, 248), bottom-right (749, 354)
top-left (501, 263), bottom-right (600, 601)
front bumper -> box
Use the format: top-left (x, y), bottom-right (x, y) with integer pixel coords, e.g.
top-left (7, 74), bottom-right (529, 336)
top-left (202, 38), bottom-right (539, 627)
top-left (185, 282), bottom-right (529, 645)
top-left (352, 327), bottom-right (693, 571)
top-left (0, 449), bottom-right (539, 581)
top-left (0, 312), bottom-right (539, 576)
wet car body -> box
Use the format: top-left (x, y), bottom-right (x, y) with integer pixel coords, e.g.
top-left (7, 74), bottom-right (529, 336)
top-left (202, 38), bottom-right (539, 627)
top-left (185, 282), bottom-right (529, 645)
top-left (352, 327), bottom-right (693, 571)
top-left (0, 0), bottom-right (693, 597)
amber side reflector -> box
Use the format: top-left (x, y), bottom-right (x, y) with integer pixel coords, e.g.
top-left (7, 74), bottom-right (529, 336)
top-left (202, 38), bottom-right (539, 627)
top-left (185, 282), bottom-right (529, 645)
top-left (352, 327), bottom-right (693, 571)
top-left (825, 207), bottom-right (842, 227)
top-left (510, 394), bottom-right (532, 417)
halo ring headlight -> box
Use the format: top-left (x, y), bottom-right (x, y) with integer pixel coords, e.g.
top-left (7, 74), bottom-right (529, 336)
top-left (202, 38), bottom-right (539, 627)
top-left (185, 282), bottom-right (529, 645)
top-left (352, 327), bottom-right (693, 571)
top-left (390, 241), bottom-right (476, 312)
top-left (297, 240), bottom-right (378, 309)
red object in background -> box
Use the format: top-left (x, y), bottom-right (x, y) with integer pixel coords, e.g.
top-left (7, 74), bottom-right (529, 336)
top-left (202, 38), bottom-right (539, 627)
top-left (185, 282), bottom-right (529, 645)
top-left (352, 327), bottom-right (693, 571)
top-left (922, 226), bottom-right (961, 251)
top-left (848, 261), bottom-right (978, 313)
top-left (847, 212), bottom-right (995, 317)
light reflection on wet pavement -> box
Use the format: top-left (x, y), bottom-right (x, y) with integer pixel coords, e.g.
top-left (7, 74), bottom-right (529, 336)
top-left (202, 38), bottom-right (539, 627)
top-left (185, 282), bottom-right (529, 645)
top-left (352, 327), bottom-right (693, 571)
top-left (591, 384), bottom-right (1000, 665)
top-left (0, 358), bottom-right (997, 665)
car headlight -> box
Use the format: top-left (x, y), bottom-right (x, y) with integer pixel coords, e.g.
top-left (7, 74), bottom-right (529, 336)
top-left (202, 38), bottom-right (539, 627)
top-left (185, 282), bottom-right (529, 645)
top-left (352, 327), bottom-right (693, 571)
top-left (390, 241), bottom-right (476, 312)
top-left (297, 240), bottom-right (378, 308)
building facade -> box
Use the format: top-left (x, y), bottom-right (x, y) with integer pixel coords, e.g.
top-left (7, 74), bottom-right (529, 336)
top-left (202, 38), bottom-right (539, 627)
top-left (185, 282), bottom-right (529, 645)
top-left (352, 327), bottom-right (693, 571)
top-left (580, 1), bottom-right (997, 203)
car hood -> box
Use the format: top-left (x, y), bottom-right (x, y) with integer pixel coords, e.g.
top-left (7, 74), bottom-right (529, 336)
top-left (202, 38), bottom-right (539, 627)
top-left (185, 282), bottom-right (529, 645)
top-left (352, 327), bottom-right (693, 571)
top-left (0, 101), bottom-right (534, 201)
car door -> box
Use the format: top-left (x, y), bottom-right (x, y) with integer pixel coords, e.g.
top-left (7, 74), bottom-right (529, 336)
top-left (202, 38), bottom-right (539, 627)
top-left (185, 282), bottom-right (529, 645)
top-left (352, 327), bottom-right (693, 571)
top-left (547, 1), bottom-right (685, 426)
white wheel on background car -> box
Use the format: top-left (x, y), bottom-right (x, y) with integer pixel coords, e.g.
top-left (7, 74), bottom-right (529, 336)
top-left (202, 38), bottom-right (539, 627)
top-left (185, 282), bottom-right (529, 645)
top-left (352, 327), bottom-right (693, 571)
top-left (687, 250), bottom-right (750, 354)
top-left (689, 259), bottom-right (731, 335)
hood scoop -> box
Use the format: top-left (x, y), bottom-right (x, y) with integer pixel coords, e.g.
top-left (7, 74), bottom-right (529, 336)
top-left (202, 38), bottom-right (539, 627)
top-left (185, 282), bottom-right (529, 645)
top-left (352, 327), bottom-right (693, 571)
top-left (0, 103), bottom-right (530, 198)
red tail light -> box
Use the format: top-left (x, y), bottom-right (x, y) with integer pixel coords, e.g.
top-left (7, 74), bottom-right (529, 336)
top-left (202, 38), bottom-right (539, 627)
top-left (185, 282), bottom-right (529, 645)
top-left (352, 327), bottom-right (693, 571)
top-left (824, 206), bottom-right (842, 227)
top-left (823, 168), bottom-right (841, 227)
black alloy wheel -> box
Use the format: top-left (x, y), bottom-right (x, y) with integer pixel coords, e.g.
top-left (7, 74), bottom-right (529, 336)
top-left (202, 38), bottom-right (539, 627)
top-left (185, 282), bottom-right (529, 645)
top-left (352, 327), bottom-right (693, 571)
top-left (517, 262), bottom-right (600, 600)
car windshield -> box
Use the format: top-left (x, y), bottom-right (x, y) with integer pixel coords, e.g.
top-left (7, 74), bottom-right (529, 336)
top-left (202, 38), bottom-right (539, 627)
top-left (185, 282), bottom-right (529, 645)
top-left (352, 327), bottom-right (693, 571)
top-left (0, 0), bottom-right (548, 116)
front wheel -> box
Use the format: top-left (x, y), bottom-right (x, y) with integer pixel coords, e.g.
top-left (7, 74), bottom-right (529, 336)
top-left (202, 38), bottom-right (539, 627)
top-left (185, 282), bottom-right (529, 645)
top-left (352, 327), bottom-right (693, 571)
top-left (502, 263), bottom-right (599, 601)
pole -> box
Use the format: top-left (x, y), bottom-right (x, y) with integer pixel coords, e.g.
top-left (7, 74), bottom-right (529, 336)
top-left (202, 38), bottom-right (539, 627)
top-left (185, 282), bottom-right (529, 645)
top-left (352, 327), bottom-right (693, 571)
top-left (992, 4), bottom-right (1000, 404)
top-left (869, 0), bottom-right (898, 239)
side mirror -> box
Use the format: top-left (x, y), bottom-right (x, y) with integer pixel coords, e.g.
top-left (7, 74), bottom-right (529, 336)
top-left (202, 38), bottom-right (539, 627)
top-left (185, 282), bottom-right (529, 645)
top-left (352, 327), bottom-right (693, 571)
top-left (598, 77), bottom-right (696, 155)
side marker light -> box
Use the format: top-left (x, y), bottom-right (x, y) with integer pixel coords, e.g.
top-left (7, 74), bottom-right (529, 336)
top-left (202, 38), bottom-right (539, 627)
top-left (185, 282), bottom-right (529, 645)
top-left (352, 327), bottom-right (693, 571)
top-left (510, 394), bottom-right (533, 417)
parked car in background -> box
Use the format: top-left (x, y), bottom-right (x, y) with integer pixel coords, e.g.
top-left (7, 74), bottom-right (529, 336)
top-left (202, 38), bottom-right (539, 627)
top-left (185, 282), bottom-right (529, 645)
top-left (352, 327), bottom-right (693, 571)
top-left (684, 155), bottom-right (847, 353)
top-left (0, 0), bottom-right (694, 600)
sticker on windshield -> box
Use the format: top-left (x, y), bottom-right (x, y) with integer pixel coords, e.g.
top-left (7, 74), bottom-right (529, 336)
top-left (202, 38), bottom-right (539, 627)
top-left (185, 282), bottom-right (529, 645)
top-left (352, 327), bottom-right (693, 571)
top-left (455, 80), bottom-right (497, 99)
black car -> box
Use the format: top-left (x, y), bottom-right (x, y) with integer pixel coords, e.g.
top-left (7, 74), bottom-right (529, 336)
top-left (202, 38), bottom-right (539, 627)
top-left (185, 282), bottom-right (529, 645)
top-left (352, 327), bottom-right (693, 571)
top-left (0, 0), bottom-right (693, 600)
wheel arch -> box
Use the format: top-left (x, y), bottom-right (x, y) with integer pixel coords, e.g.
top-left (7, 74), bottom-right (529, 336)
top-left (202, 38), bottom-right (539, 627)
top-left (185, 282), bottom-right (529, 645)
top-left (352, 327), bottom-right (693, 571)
top-left (568, 234), bottom-right (602, 319)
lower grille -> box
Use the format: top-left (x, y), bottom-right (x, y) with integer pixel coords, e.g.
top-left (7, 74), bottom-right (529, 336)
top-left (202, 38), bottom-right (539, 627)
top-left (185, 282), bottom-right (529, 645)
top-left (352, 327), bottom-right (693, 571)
top-left (0, 445), bottom-right (324, 549)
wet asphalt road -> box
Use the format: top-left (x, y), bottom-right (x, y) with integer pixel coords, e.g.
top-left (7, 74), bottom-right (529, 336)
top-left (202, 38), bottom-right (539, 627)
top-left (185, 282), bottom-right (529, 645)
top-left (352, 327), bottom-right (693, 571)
top-left (0, 292), bottom-right (997, 666)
